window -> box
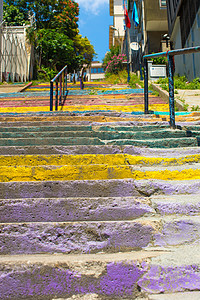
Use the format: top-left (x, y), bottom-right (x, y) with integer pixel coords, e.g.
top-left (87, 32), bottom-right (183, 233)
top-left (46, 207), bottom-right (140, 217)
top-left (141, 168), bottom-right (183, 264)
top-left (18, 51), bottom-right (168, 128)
top-left (160, 0), bottom-right (166, 7)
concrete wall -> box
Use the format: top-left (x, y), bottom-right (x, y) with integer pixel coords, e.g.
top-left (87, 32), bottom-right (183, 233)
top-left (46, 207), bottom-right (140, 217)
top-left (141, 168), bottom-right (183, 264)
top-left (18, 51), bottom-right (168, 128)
top-left (1, 26), bottom-right (34, 82)
top-left (171, 7), bottom-right (200, 80)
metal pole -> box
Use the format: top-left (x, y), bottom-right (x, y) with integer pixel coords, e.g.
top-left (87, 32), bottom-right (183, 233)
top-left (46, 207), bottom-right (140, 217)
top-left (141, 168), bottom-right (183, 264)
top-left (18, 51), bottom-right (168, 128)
top-left (55, 81), bottom-right (58, 111)
top-left (168, 54), bottom-right (176, 129)
top-left (144, 59), bottom-right (149, 114)
top-left (59, 75), bottom-right (62, 105)
top-left (50, 81), bottom-right (53, 111)
top-left (125, 29), bottom-right (130, 83)
top-left (0, 0), bottom-right (3, 83)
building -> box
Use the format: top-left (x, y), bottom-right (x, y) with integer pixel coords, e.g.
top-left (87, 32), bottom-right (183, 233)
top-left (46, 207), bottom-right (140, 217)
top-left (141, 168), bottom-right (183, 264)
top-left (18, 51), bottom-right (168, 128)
top-left (133, 0), bottom-right (168, 54)
top-left (109, 1), bottom-right (169, 73)
top-left (109, 0), bottom-right (125, 49)
top-left (167, 0), bottom-right (200, 80)
top-left (87, 61), bottom-right (105, 81)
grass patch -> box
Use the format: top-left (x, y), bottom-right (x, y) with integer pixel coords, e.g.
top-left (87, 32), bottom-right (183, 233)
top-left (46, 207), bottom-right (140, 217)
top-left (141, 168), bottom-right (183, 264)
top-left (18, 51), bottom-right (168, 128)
top-left (156, 76), bottom-right (200, 90)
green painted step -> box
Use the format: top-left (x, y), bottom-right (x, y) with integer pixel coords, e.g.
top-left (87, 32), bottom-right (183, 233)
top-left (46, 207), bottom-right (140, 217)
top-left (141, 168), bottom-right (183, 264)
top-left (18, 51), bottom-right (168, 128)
top-left (0, 124), bottom-right (170, 132)
top-left (0, 136), bottom-right (197, 147)
top-left (0, 129), bottom-right (198, 140)
top-left (107, 137), bottom-right (198, 148)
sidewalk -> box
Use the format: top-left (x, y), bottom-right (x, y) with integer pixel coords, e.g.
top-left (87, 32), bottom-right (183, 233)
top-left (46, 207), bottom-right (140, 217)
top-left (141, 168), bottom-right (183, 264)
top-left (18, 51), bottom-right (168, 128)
top-left (0, 83), bottom-right (26, 94)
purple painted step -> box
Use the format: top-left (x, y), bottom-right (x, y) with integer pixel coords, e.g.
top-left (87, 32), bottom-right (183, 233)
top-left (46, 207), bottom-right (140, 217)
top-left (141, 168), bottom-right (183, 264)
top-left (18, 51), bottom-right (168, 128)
top-left (0, 217), bottom-right (199, 255)
top-left (0, 197), bottom-right (154, 223)
top-left (1, 180), bottom-right (200, 200)
top-left (0, 221), bottom-right (154, 254)
top-left (0, 245), bottom-right (199, 299)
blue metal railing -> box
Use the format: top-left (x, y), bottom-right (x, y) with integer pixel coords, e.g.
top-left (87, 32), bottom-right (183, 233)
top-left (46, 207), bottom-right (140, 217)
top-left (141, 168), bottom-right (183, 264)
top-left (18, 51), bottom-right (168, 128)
top-left (50, 65), bottom-right (68, 111)
top-left (143, 46), bottom-right (200, 128)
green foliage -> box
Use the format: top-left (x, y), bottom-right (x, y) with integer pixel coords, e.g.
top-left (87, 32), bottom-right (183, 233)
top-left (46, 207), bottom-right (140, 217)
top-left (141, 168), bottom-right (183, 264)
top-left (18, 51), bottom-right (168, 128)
top-left (105, 70), bottom-right (128, 84)
top-left (73, 34), bottom-right (96, 67)
top-left (129, 73), bottom-right (142, 88)
top-left (157, 76), bottom-right (200, 90)
top-left (37, 66), bottom-right (57, 81)
top-left (105, 54), bottom-right (127, 74)
top-left (191, 105), bottom-right (200, 111)
top-left (102, 46), bottom-right (121, 70)
top-left (36, 29), bottom-right (75, 70)
top-left (3, 3), bottom-right (27, 26)
top-left (4, 0), bottom-right (95, 77)
top-left (151, 56), bottom-right (167, 65)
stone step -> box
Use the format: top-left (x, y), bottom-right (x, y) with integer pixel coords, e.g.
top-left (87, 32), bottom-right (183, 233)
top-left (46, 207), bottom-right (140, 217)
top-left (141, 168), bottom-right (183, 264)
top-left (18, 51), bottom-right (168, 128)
top-left (1, 153), bottom-right (200, 167)
top-left (0, 136), bottom-right (197, 147)
top-left (150, 194), bottom-right (200, 216)
top-left (0, 124), bottom-right (170, 132)
top-left (1, 163), bottom-right (200, 182)
top-left (1, 179), bottom-right (200, 199)
top-left (0, 129), bottom-right (197, 140)
top-left (0, 216), bottom-right (199, 254)
top-left (149, 292), bottom-right (200, 300)
top-left (0, 245), bottom-right (199, 299)
top-left (1, 144), bottom-right (200, 156)
top-left (0, 197), bottom-right (154, 223)
top-left (108, 137), bottom-right (198, 148)
top-left (1, 193), bottom-right (199, 224)
top-left (0, 122), bottom-right (170, 132)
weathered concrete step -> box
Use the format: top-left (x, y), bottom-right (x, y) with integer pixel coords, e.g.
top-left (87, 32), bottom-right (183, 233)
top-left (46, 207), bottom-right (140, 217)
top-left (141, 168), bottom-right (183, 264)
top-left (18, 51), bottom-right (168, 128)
top-left (1, 153), bottom-right (200, 167)
top-left (1, 145), bottom-right (200, 157)
top-left (0, 145), bottom-right (123, 156)
top-left (0, 114), bottom-right (155, 124)
top-left (1, 163), bottom-right (200, 182)
top-left (0, 245), bottom-right (199, 299)
top-left (0, 137), bottom-right (105, 146)
top-left (0, 250), bottom-right (173, 299)
top-left (149, 292), bottom-right (200, 300)
top-left (0, 124), bottom-right (169, 132)
top-left (1, 179), bottom-right (200, 199)
top-left (0, 136), bottom-right (197, 148)
top-left (108, 137), bottom-right (198, 148)
top-left (1, 194), bottom-right (200, 223)
top-left (0, 197), bottom-right (154, 223)
top-left (0, 217), bottom-right (199, 254)
top-left (150, 194), bottom-right (200, 216)
top-left (0, 220), bottom-right (155, 254)
top-left (0, 129), bottom-right (194, 140)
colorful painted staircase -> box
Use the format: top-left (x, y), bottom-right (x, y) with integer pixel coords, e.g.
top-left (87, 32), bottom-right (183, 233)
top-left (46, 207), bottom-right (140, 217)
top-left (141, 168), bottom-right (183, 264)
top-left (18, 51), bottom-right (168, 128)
top-left (0, 82), bottom-right (200, 299)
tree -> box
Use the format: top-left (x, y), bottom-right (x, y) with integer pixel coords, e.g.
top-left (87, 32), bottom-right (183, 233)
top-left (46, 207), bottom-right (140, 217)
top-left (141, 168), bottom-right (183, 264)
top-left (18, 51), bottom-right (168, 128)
top-left (3, 3), bottom-right (27, 26)
top-left (73, 34), bottom-right (96, 67)
top-left (36, 29), bottom-right (74, 70)
top-left (3, 0), bottom-right (95, 74)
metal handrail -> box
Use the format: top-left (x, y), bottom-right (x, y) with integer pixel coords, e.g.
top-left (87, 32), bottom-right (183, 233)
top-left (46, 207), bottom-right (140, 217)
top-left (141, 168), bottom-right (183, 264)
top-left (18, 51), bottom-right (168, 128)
top-left (143, 46), bottom-right (200, 129)
top-left (50, 65), bottom-right (68, 111)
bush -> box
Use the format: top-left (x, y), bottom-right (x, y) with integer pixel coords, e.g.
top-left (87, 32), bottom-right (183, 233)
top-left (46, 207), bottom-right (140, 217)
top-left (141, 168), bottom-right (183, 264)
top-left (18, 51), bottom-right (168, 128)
top-left (105, 70), bottom-right (128, 84)
top-left (129, 73), bottom-right (142, 88)
top-left (105, 54), bottom-right (127, 74)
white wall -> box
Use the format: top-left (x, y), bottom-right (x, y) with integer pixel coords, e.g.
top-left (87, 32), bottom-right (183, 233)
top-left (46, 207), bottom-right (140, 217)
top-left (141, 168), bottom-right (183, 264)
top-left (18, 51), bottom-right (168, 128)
top-left (113, 0), bottom-right (125, 39)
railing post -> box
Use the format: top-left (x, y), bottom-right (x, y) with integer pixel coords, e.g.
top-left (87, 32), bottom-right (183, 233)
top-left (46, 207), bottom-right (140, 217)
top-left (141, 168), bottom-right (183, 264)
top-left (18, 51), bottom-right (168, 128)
top-left (55, 80), bottom-right (58, 111)
top-left (144, 58), bottom-right (149, 114)
top-left (59, 75), bottom-right (62, 105)
top-left (167, 54), bottom-right (176, 129)
top-left (50, 81), bottom-right (53, 111)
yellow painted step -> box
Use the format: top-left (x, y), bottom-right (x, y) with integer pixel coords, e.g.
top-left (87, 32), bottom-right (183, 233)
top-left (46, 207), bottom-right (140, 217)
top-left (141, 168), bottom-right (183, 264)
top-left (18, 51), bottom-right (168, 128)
top-left (1, 154), bottom-right (200, 167)
top-left (0, 104), bottom-right (169, 114)
top-left (0, 165), bottom-right (200, 182)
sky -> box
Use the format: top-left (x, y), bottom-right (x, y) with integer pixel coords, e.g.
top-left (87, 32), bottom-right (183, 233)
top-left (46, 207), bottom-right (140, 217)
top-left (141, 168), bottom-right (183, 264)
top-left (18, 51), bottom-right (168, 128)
top-left (75, 0), bottom-right (112, 62)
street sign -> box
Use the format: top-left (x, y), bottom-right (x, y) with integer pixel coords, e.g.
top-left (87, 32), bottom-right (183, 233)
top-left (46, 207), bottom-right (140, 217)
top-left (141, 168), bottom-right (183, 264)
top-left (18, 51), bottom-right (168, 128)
top-left (130, 42), bottom-right (139, 51)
